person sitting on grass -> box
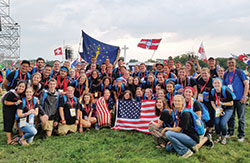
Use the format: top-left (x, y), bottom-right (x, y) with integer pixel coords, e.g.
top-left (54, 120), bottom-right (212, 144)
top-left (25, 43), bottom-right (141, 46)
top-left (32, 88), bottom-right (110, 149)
top-left (39, 78), bottom-right (60, 139)
top-left (210, 78), bottom-right (234, 145)
top-left (57, 86), bottom-right (80, 136)
top-left (2, 80), bottom-right (27, 145)
top-left (149, 97), bottom-right (174, 148)
top-left (164, 94), bottom-right (200, 158)
top-left (16, 87), bottom-right (39, 145)
top-left (78, 92), bottom-right (97, 132)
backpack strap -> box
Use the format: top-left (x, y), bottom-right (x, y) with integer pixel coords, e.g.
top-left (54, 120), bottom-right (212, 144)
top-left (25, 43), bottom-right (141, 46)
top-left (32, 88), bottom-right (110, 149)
top-left (10, 70), bottom-right (19, 87)
top-left (42, 92), bottom-right (48, 107)
top-left (63, 96), bottom-right (67, 104)
top-left (22, 97), bottom-right (26, 111)
top-left (56, 93), bottom-right (60, 108)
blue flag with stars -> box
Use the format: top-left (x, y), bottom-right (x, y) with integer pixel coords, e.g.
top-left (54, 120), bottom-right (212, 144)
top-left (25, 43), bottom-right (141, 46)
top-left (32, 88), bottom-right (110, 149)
top-left (79, 31), bottom-right (120, 65)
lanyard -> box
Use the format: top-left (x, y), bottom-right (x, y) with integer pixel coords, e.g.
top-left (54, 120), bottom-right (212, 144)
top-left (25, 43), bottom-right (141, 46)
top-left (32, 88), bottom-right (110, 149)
top-left (185, 99), bottom-right (192, 109)
top-left (176, 112), bottom-right (181, 127)
top-left (78, 84), bottom-right (84, 96)
top-left (200, 77), bottom-right (210, 93)
top-left (180, 78), bottom-right (187, 88)
top-left (141, 72), bottom-right (146, 78)
top-left (26, 98), bottom-right (34, 110)
top-left (169, 94), bottom-right (173, 108)
top-left (84, 104), bottom-right (91, 115)
top-left (215, 92), bottom-right (220, 107)
top-left (59, 77), bottom-right (66, 88)
top-left (67, 97), bottom-right (74, 108)
top-left (228, 69), bottom-right (236, 84)
top-left (117, 86), bottom-right (122, 97)
top-left (32, 85), bottom-right (39, 95)
top-left (19, 71), bottom-right (26, 81)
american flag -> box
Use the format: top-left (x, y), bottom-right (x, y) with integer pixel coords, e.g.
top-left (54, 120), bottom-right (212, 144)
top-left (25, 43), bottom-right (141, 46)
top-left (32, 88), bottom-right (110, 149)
top-left (96, 97), bottom-right (111, 127)
top-left (113, 100), bottom-right (158, 133)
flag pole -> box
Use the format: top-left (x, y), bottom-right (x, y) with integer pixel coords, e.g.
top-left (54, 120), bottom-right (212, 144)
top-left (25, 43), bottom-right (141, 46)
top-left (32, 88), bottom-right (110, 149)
top-left (150, 50), bottom-right (156, 60)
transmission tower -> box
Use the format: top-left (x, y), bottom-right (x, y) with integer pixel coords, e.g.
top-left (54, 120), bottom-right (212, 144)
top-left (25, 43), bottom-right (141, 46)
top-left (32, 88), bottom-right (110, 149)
top-left (0, 0), bottom-right (20, 64)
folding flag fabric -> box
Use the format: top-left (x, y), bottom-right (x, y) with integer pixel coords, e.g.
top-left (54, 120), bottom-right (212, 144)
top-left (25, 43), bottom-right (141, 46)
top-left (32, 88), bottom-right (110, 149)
top-left (198, 42), bottom-right (207, 62)
top-left (113, 100), bottom-right (158, 134)
top-left (54, 47), bottom-right (63, 56)
top-left (238, 54), bottom-right (250, 65)
top-left (137, 39), bottom-right (162, 50)
top-left (79, 31), bottom-right (120, 65)
top-left (71, 58), bottom-right (79, 68)
top-left (96, 97), bottom-right (111, 127)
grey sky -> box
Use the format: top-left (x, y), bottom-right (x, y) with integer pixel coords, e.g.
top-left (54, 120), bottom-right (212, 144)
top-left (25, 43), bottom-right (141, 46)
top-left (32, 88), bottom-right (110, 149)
top-left (11, 0), bottom-right (250, 62)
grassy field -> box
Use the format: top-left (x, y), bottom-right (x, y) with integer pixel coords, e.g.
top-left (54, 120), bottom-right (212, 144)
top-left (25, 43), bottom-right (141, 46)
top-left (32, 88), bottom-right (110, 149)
top-left (0, 105), bottom-right (250, 163)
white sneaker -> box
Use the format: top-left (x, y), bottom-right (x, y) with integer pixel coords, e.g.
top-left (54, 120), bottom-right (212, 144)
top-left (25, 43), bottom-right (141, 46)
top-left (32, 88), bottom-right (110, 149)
top-left (182, 149), bottom-right (193, 158)
top-left (238, 137), bottom-right (244, 142)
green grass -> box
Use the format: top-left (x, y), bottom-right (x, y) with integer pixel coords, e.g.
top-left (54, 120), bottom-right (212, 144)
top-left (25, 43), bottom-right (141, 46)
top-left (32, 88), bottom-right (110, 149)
top-left (0, 104), bottom-right (250, 163)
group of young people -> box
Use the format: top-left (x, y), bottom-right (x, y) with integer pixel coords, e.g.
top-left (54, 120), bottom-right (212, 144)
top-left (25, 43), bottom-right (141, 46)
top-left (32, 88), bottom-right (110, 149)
top-left (1, 56), bottom-right (248, 158)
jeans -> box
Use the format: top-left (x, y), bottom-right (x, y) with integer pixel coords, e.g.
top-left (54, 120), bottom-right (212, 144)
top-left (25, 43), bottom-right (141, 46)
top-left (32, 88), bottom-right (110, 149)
top-left (20, 124), bottom-right (37, 143)
top-left (227, 100), bottom-right (246, 138)
top-left (165, 131), bottom-right (197, 156)
top-left (215, 109), bottom-right (233, 137)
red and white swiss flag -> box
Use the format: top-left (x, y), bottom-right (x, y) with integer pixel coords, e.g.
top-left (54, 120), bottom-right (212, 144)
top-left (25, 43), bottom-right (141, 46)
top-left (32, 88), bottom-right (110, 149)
top-left (198, 42), bottom-right (207, 62)
top-left (137, 39), bottom-right (162, 50)
top-left (54, 47), bottom-right (63, 56)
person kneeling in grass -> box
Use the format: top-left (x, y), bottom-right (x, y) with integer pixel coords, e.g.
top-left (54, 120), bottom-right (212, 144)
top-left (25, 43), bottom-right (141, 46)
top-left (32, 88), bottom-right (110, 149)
top-left (149, 97), bottom-right (174, 148)
top-left (39, 78), bottom-right (60, 138)
top-left (78, 92), bottom-right (97, 132)
top-left (57, 86), bottom-right (80, 136)
top-left (16, 87), bottom-right (39, 145)
top-left (163, 95), bottom-right (200, 158)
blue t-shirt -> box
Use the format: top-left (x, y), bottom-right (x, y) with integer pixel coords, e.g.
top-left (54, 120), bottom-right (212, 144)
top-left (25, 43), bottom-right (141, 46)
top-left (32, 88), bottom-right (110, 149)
top-left (223, 69), bottom-right (247, 100)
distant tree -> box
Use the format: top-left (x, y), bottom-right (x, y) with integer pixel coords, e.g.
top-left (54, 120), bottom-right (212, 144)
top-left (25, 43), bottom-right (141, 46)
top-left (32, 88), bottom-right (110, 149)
top-left (146, 59), bottom-right (156, 63)
top-left (129, 59), bottom-right (138, 63)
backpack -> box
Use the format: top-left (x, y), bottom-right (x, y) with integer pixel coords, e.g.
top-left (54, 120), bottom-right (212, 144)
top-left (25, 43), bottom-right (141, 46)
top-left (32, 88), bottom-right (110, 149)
top-left (181, 109), bottom-right (205, 135)
top-left (8, 70), bottom-right (31, 88)
top-left (1, 89), bottom-right (20, 103)
top-left (223, 68), bottom-right (243, 83)
top-left (16, 97), bottom-right (38, 120)
top-left (101, 84), bottom-right (112, 91)
top-left (211, 85), bottom-right (236, 100)
top-left (42, 91), bottom-right (60, 109)
top-left (63, 95), bottom-right (78, 105)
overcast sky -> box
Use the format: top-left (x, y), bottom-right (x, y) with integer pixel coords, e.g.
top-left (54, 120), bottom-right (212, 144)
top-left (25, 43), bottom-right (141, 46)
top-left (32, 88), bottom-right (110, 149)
top-left (11, 0), bottom-right (250, 62)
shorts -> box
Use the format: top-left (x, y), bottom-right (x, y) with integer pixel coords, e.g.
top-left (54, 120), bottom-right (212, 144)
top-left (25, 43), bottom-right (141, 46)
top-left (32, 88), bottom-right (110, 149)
top-left (42, 120), bottom-right (54, 131)
top-left (3, 107), bottom-right (17, 132)
top-left (57, 123), bottom-right (77, 136)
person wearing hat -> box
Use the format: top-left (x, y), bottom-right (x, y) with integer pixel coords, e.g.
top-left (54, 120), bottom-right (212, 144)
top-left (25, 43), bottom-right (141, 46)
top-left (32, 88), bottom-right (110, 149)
top-left (113, 77), bottom-right (127, 102)
top-left (55, 66), bottom-right (71, 95)
top-left (208, 57), bottom-right (218, 78)
top-left (154, 62), bottom-right (164, 77)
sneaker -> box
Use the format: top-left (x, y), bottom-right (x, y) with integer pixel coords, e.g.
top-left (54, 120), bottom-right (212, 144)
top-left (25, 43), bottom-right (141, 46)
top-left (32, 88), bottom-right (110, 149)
top-left (238, 137), bottom-right (244, 142)
top-left (182, 149), bottom-right (193, 158)
top-left (206, 133), bottom-right (214, 148)
top-left (95, 124), bottom-right (100, 130)
top-left (191, 145), bottom-right (198, 153)
top-left (225, 134), bottom-right (234, 138)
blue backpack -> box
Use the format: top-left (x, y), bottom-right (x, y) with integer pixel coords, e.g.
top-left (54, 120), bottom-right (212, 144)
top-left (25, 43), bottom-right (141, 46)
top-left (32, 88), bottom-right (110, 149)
top-left (211, 85), bottom-right (236, 100)
top-left (189, 98), bottom-right (210, 122)
top-left (16, 97), bottom-right (38, 120)
top-left (42, 92), bottom-right (60, 109)
top-left (181, 108), bottom-right (205, 135)
top-left (63, 95), bottom-right (78, 105)
top-left (8, 70), bottom-right (31, 88)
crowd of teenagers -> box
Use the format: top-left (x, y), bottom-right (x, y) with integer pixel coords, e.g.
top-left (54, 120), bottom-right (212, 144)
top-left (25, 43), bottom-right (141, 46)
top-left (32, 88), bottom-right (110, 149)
top-left (0, 56), bottom-right (248, 158)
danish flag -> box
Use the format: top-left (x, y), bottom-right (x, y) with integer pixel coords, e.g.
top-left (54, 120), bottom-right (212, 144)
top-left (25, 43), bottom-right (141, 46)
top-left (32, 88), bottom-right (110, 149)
top-left (137, 39), bottom-right (162, 50)
top-left (54, 47), bottom-right (63, 56)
